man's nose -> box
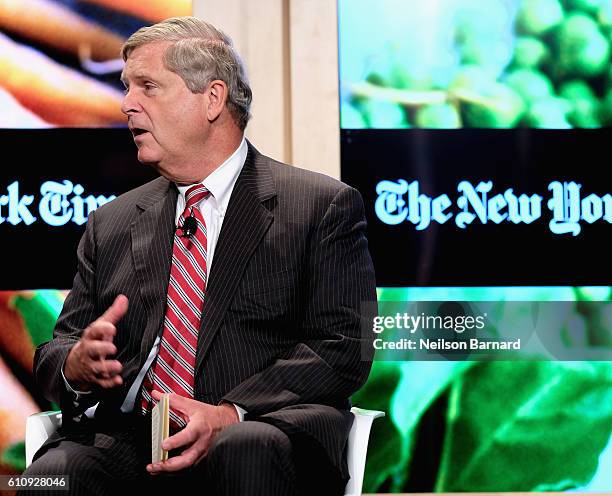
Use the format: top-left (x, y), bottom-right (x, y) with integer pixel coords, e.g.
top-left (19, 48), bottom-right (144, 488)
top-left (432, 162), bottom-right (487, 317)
top-left (121, 89), bottom-right (140, 115)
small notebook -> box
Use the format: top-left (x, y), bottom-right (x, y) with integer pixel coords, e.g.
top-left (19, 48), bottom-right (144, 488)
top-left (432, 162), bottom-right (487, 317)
top-left (151, 393), bottom-right (169, 463)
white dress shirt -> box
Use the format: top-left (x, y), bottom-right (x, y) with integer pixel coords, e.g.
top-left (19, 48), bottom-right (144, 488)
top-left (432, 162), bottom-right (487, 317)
top-left (174, 136), bottom-right (247, 274)
top-left (62, 137), bottom-right (248, 421)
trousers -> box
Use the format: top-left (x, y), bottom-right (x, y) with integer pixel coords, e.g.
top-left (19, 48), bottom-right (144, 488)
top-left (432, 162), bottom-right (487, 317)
top-left (19, 411), bottom-right (345, 496)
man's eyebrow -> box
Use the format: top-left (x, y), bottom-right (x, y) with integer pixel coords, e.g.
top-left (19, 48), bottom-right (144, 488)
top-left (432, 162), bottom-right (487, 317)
top-left (120, 73), bottom-right (156, 85)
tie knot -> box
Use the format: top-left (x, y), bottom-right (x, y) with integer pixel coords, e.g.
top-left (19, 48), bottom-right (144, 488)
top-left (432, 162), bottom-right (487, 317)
top-left (185, 184), bottom-right (209, 209)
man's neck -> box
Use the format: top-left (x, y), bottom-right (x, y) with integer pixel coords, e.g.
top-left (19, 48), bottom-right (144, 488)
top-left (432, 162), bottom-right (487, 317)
top-left (174, 131), bottom-right (244, 185)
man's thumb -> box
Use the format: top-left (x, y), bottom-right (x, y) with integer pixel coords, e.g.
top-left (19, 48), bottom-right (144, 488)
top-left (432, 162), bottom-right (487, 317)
top-left (99, 294), bottom-right (129, 325)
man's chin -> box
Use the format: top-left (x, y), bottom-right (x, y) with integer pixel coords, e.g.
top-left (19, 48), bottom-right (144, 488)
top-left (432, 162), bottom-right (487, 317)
top-left (136, 150), bottom-right (160, 167)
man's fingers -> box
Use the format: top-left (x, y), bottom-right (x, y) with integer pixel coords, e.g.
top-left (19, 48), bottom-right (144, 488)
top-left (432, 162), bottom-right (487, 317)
top-left (82, 296), bottom-right (128, 343)
top-left (98, 294), bottom-right (129, 326)
top-left (84, 321), bottom-right (116, 342)
top-left (151, 390), bottom-right (192, 414)
top-left (86, 341), bottom-right (117, 360)
top-left (164, 392), bottom-right (192, 415)
top-left (91, 359), bottom-right (122, 378)
top-left (148, 438), bottom-right (208, 473)
top-left (87, 357), bottom-right (122, 386)
top-left (162, 425), bottom-right (197, 451)
top-left (147, 451), bottom-right (196, 473)
top-left (96, 374), bottom-right (123, 388)
top-left (91, 362), bottom-right (123, 387)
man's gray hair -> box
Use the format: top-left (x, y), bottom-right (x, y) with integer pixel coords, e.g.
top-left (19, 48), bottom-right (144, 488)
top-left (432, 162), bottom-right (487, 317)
top-left (121, 16), bottom-right (252, 130)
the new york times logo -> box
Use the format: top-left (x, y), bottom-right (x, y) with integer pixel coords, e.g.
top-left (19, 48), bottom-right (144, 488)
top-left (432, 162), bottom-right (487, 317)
top-left (375, 179), bottom-right (611, 235)
top-left (0, 180), bottom-right (115, 227)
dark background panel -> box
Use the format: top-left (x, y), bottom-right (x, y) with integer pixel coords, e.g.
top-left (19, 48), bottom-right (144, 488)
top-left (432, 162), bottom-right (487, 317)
top-left (341, 129), bottom-right (611, 287)
top-left (0, 129), bottom-right (158, 290)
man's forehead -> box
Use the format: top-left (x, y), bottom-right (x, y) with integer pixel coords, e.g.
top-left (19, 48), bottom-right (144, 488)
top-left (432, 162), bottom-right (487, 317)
top-left (121, 42), bottom-right (170, 82)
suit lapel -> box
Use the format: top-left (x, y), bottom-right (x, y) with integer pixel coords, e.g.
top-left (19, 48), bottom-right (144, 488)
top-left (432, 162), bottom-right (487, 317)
top-left (195, 143), bottom-right (276, 375)
top-left (130, 177), bottom-right (178, 366)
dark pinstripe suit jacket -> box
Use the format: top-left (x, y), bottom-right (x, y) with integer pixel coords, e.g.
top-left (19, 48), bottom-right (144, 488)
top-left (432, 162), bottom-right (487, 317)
top-left (34, 142), bottom-right (377, 481)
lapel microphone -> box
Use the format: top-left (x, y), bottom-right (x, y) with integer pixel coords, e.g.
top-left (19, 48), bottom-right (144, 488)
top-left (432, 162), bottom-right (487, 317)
top-left (179, 210), bottom-right (198, 238)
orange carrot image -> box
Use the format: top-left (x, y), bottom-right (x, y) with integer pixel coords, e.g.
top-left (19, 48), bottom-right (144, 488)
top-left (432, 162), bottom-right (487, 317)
top-left (79, 0), bottom-right (191, 23)
top-left (0, 292), bottom-right (36, 373)
top-left (0, 0), bottom-right (125, 61)
top-left (0, 32), bottom-right (125, 126)
top-left (0, 354), bottom-right (39, 457)
top-left (0, 87), bottom-right (51, 128)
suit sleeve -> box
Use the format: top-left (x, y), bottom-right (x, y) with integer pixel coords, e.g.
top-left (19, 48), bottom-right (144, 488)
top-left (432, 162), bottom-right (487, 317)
top-left (222, 185), bottom-right (377, 415)
top-left (33, 212), bottom-right (101, 418)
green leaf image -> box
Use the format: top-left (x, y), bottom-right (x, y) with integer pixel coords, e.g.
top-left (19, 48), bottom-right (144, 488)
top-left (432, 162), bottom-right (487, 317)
top-left (13, 290), bottom-right (64, 348)
top-left (435, 361), bottom-right (612, 492)
top-left (390, 361), bottom-right (475, 491)
top-left (1, 441), bottom-right (26, 472)
top-left (356, 286), bottom-right (612, 492)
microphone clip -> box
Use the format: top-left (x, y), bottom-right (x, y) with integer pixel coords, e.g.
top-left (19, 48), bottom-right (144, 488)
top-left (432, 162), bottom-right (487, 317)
top-left (179, 213), bottom-right (198, 238)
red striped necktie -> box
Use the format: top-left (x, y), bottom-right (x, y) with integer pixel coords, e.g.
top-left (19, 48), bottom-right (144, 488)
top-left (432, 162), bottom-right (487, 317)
top-left (141, 184), bottom-right (209, 429)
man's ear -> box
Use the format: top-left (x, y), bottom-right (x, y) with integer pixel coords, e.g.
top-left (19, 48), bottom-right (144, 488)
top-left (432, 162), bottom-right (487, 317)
top-left (205, 80), bottom-right (228, 122)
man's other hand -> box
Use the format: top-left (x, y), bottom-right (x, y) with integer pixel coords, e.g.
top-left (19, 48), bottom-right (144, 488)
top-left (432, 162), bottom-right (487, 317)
top-left (63, 294), bottom-right (128, 391)
top-left (146, 389), bottom-right (239, 474)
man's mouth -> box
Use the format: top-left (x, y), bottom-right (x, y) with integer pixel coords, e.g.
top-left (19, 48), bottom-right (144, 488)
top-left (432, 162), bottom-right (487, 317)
top-left (132, 128), bottom-right (149, 137)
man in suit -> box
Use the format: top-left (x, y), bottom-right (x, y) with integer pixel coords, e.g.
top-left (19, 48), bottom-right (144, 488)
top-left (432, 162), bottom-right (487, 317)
top-left (21, 16), bottom-right (376, 496)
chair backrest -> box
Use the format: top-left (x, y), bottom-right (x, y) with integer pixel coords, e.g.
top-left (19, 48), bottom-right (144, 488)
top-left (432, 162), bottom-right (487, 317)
top-left (345, 407), bottom-right (385, 496)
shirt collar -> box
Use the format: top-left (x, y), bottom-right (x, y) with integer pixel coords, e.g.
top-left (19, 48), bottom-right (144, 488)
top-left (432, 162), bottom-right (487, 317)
top-left (176, 137), bottom-right (247, 212)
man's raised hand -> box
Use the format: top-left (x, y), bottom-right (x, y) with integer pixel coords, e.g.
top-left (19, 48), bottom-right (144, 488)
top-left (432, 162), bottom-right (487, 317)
top-left (63, 295), bottom-right (129, 391)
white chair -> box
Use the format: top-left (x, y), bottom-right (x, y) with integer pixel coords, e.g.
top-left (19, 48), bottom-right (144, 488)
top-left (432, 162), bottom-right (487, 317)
top-left (344, 407), bottom-right (385, 496)
top-left (25, 410), bottom-right (62, 468)
top-left (26, 407), bottom-right (384, 496)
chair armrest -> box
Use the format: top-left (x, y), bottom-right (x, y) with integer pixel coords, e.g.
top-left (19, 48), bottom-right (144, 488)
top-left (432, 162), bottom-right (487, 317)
top-left (345, 407), bottom-right (385, 496)
top-left (25, 411), bottom-right (62, 468)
